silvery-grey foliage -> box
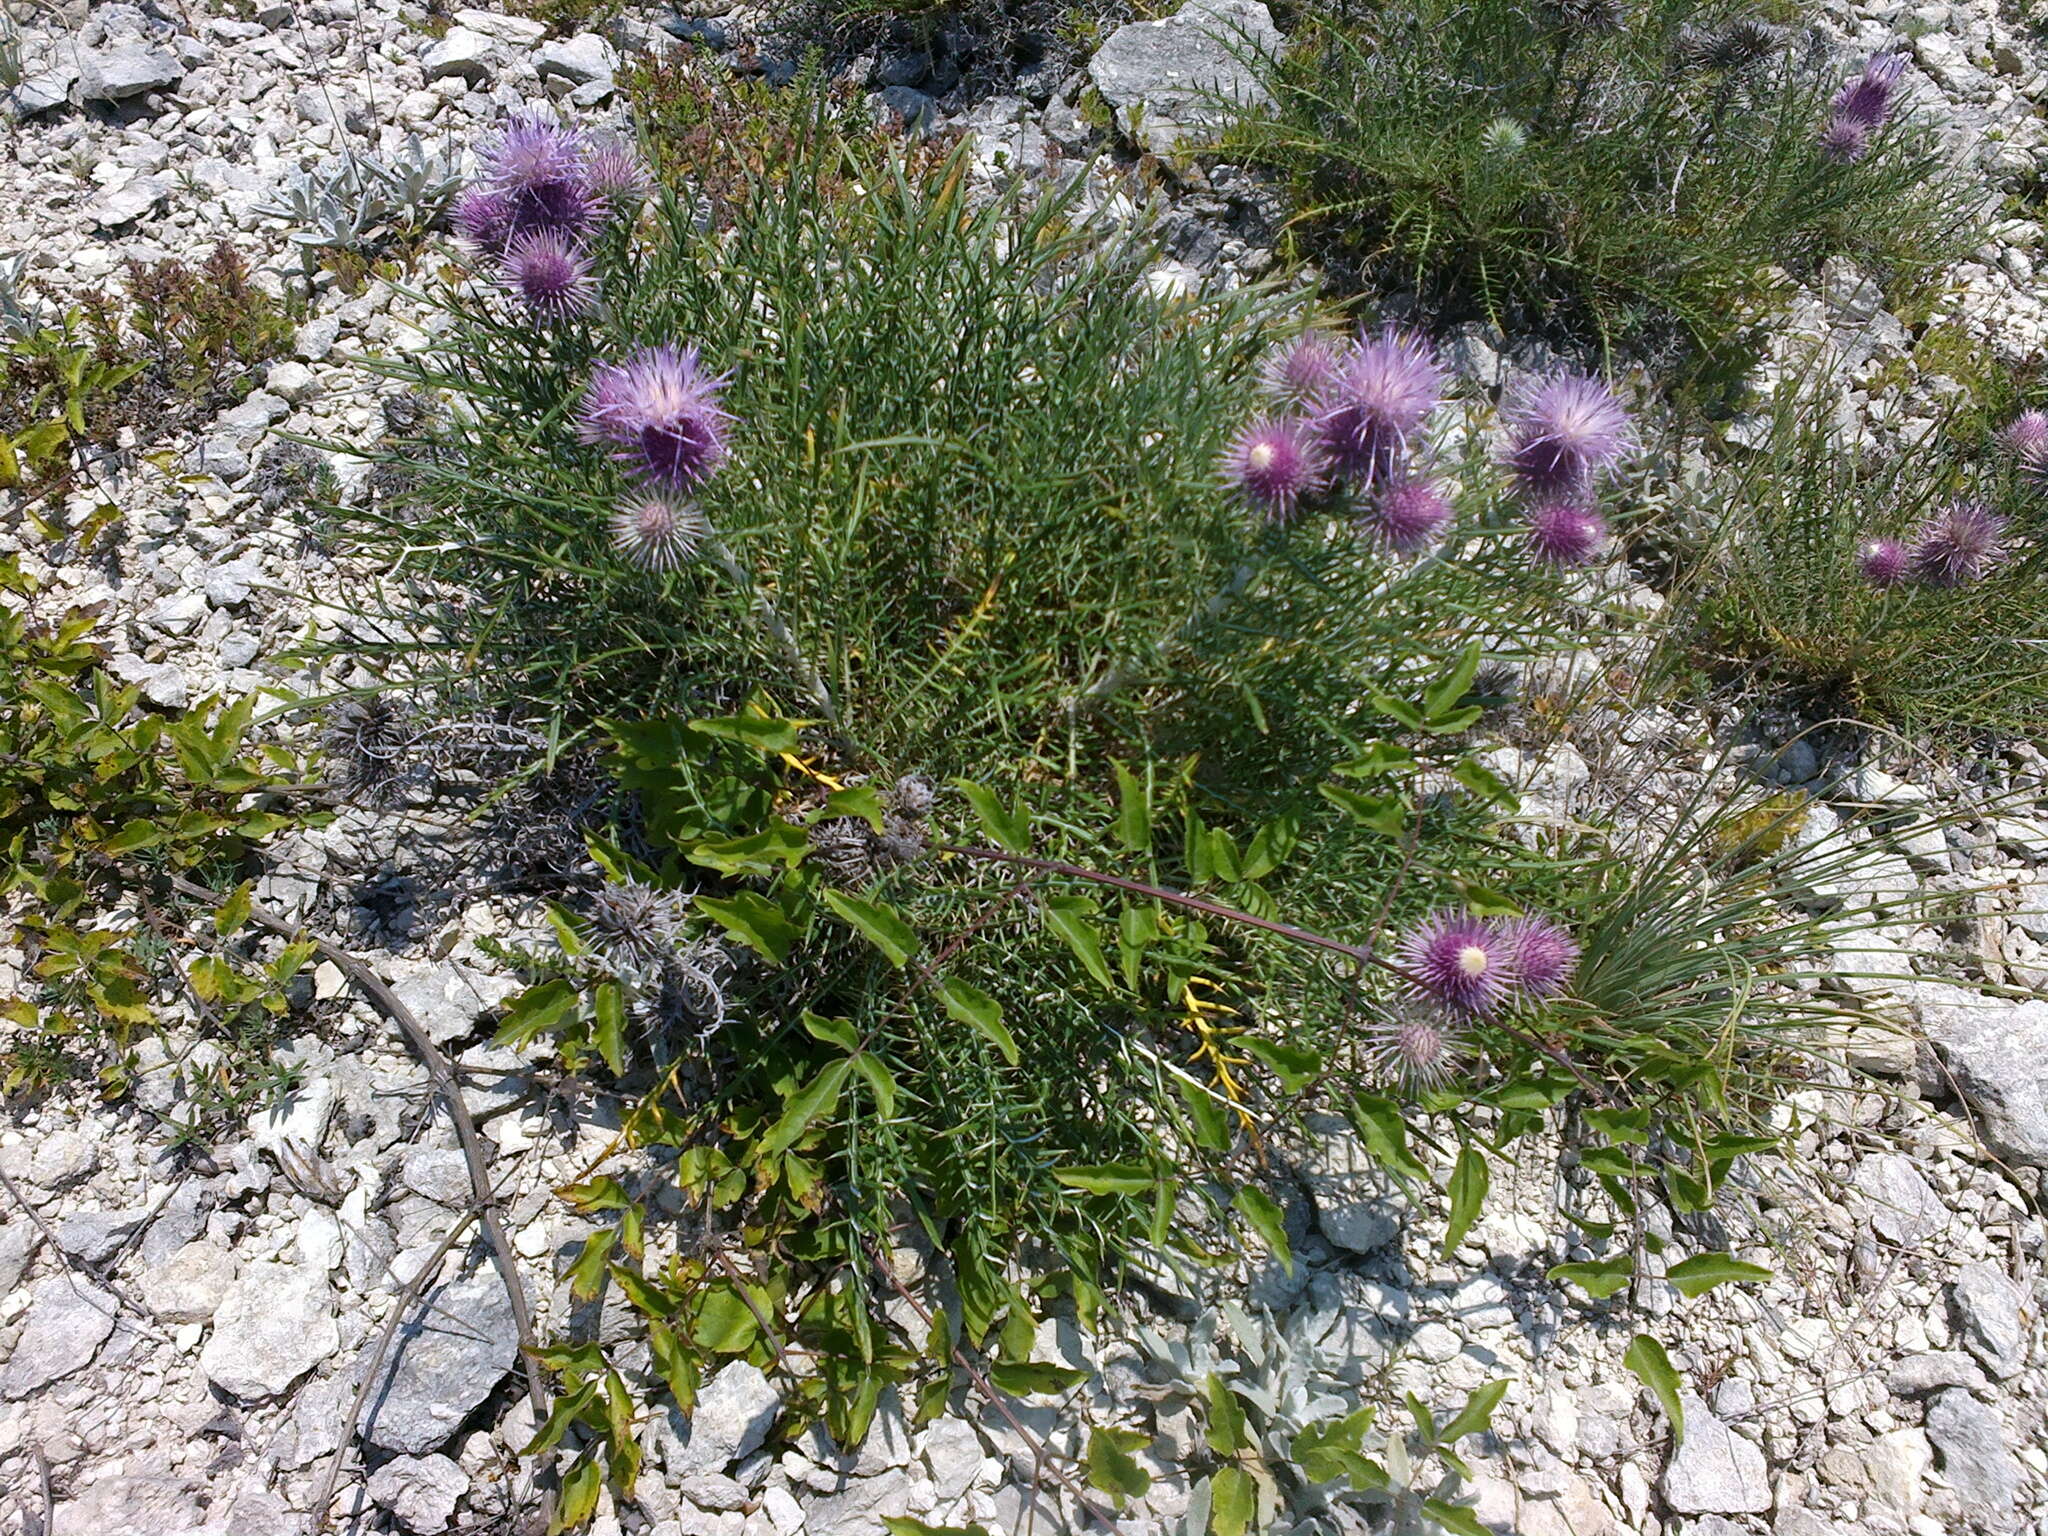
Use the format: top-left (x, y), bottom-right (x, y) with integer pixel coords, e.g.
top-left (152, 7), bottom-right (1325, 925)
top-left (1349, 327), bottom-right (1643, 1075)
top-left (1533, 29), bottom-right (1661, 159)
top-left (254, 139), bottom-right (463, 261)
top-left (0, 251), bottom-right (43, 341)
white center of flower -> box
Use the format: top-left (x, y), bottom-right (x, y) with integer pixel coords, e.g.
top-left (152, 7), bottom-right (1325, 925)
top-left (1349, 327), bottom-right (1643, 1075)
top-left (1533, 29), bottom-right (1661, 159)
top-left (1247, 442), bottom-right (1276, 472)
top-left (1456, 944), bottom-right (1490, 977)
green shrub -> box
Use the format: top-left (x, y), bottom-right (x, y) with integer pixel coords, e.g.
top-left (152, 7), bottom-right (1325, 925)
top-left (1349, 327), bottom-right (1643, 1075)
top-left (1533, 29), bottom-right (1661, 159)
top-left (1676, 387), bottom-right (2048, 734)
top-left (1225, 0), bottom-right (1976, 364)
top-left (126, 239), bottom-right (294, 403)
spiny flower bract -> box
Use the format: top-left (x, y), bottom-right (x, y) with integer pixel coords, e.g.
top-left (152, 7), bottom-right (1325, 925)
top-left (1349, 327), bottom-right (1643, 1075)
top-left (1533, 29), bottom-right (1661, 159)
top-left (610, 494), bottom-right (709, 571)
top-left (1909, 501), bottom-right (2007, 587)
top-left (452, 185), bottom-right (513, 255)
top-left (1397, 910), bottom-right (1513, 1016)
top-left (582, 132), bottom-right (653, 201)
top-left (578, 344), bottom-right (733, 490)
top-left (1258, 331), bottom-right (1343, 411)
top-left (1858, 537), bottom-right (1907, 588)
top-left (580, 879), bottom-right (690, 976)
top-left (1497, 915), bottom-right (1579, 999)
top-left (1314, 327), bottom-right (1445, 489)
top-left (1525, 501), bottom-right (1608, 566)
top-left (2001, 409), bottom-right (2048, 466)
top-left (1818, 116), bottom-right (1871, 165)
top-left (1362, 479), bottom-right (1451, 552)
top-left (502, 229), bottom-right (596, 319)
top-left (1363, 1006), bottom-right (1467, 1093)
top-left (1501, 371), bottom-right (1633, 498)
top-left (1223, 417), bottom-right (1325, 520)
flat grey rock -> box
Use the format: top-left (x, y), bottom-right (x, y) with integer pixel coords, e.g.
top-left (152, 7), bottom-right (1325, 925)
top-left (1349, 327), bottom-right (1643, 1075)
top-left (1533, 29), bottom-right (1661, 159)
top-left (1915, 991), bottom-right (2048, 1165)
top-left (1950, 1262), bottom-right (2028, 1380)
top-left (55, 1205), bottom-right (152, 1265)
top-left (535, 33), bottom-right (615, 86)
top-left (143, 1240), bottom-right (239, 1324)
top-left (422, 27), bottom-right (497, 83)
top-left (1, 1276), bottom-right (120, 1398)
top-left (199, 1259), bottom-right (339, 1400)
top-left (1851, 1153), bottom-right (1947, 1246)
top-left (1087, 0), bottom-right (1279, 156)
top-left (79, 43), bottom-right (183, 102)
top-left (362, 1268), bottom-right (519, 1454)
top-left (1886, 1350), bottom-right (1989, 1397)
top-left (1662, 1394), bottom-right (1771, 1514)
top-left (368, 1453), bottom-right (469, 1533)
top-left (663, 1361), bottom-right (783, 1475)
top-left (1924, 1387), bottom-right (2019, 1520)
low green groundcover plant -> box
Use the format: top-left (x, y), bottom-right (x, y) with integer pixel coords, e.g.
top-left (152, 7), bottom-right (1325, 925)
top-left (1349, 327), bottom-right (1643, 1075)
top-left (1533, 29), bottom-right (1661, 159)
top-left (1224, 0), bottom-right (1975, 364)
top-left (310, 101), bottom-right (1981, 1523)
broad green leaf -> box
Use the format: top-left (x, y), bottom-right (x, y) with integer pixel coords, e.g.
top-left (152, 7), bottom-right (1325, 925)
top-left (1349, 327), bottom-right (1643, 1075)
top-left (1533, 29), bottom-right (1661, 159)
top-left (1367, 690), bottom-right (1427, 732)
top-left (696, 891), bottom-right (796, 964)
top-left (592, 982), bottom-right (625, 1076)
top-left (1239, 1036), bottom-right (1321, 1094)
top-left (1349, 1094), bottom-right (1429, 1184)
top-left (1112, 760), bottom-right (1152, 854)
top-left (1241, 812), bottom-right (1300, 880)
top-left (821, 782), bottom-right (887, 832)
top-left (687, 714), bottom-right (802, 754)
top-left (951, 779), bottom-right (1030, 853)
top-left (850, 1052), bottom-right (899, 1118)
top-left (1085, 1427), bottom-right (1152, 1503)
top-left (1234, 1185), bottom-right (1291, 1274)
top-left (693, 1286), bottom-right (760, 1353)
top-left (1420, 1499), bottom-right (1492, 1536)
top-left (803, 1012), bottom-right (861, 1052)
top-left (987, 1361), bottom-right (1088, 1396)
top-left (1203, 1374), bottom-right (1248, 1454)
top-left (1052, 1162), bottom-right (1154, 1196)
top-left (1438, 1379), bottom-right (1510, 1444)
top-left (761, 1059), bottom-right (852, 1155)
top-left (567, 1228), bottom-right (616, 1302)
top-left (1176, 1076), bottom-right (1232, 1153)
top-left (690, 825), bottom-right (810, 875)
top-left (821, 889), bottom-right (919, 967)
top-left (1320, 783), bottom-right (1407, 835)
top-left (1332, 741), bottom-right (1416, 779)
top-left (1665, 1252), bottom-right (1773, 1299)
top-left (214, 881), bottom-right (253, 937)
top-left (1548, 1256), bottom-right (1633, 1299)
top-left (1420, 705), bottom-right (1484, 735)
top-left (935, 977), bottom-right (1018, 1065)
top-left (102, 818), bottom-right (168, 854)
top-left (1452, 756), bottom-right (1519, 809)
top-left (1624, 1333), bottom-right (1685, 1445)
top-left (1042, 895), bottom-right (1115, 991)
top-left (1423, 640), bottom-right (1486, 721)
top-left (1209, 1465), bottom-right (1256, 1536)
top-left (493, 978), bottom-right (579, 1046)
top-left (552, 1454), bottom-right (603, 1534)
top-left (1442, 1146), bottom-right (1489, 1258)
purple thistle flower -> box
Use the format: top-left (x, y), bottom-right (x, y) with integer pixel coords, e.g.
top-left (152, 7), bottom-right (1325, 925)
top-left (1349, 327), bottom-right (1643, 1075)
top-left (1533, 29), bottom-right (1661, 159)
top-left (1831, 51), bottom-right (1906, 132)
top-left (1362, 1006), bottom-right (1467, 1093)
top-left (582, 132), bottom-right (653, 202)
top-left (2001, 409), bottom-right (2048, 467)
top-left (1501, 372), bottom-right (1634, 498)
top-left (1361, 479), bottom-right (1452, 552)
top-left (1397, 910), bottom-right (1514, 1016)
top-left (1314, 328), bottom-right (1445, 489)
top-left (482, 114), bottom-right (599, 241)
top-left (1858, 537), bottom-right (1908, 588)
top-left (610, 495), bottom-right (709, 571)
top-left (452, 185), bottom-right (513, 256)
top-left (578, 345), bottom-right (734, 490)
top-left (1817, 115), bottom-right (1871, 165)
top-left (1909, 501), bottom-right (2008, 587)
top-left (1497, 915), bottom-right (1579, 1000)
top-left (1222, 417), bottom-right (1325, 520)
top-left (501, 229), bottom-right (596, 320)
top-left (1258, 331), bottom-right (1343, 412)
top-left (1525, 501), bottom-right (1608, 566)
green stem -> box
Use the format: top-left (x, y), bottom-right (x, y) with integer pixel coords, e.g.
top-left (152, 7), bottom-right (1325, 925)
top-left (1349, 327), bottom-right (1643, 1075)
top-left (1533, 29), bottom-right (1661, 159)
top-left (701, 527), bottom-right (838, 725)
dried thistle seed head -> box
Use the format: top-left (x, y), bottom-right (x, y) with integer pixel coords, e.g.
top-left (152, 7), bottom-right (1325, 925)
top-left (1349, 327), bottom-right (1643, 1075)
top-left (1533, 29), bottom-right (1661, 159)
top-left (579, 879), bottom-right (690, 974)
top-left (610, 494), bottom-right (709, 572)
top-left (1479, 116), bottom-right (1530, 155)
top-left (1469, 660), bottom-right (1522, 718)
top-left (874, 814), bottom-right (928, 868)
top-left (1548, 0), bottom-right (1628, 31)
top-left (1679, 18), bottom-right (1781, 73)
top-left (887, 773), bottom-right (937, 819)
top-left (807, 818), bottom-right (878, 885)
top-left (636, 939), bottom-right (735, 1041)
top-left (380, 390), bottom-right (436, 438)
top-left (325, 695), bottom-right (416, 802)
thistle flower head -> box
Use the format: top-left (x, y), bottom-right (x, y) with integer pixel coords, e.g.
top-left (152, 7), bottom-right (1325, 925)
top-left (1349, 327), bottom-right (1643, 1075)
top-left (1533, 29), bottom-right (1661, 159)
top-left (1362, 479), bottom-right (1452, 552)
top-left (1525, 501), bottom-right (1608, 566)
top-left (1497, 915), bottom-right (1579, 999)
top-left (578, 344), bottom-right (733, 490)
top-left (1314, 327), bottom-right (1445, 488)
top-left (1909, 501), bottom-right (2008, 587)
top-left (582, 132), bottom-right (653, 202)
top-left (1832, 51), bottom-right (1906, 131)
top-left (481, 114), bottom-right (598, 241)
top-left (1480, 116), bottom-right (1530, 155)
top-left (1258, 331), bottom-right (1343, 410)
top-left (325, 696), bottom-right (415, 804)
top-left (2000, 409), bottom-right (2048, 466)
top-left (1817, 115), bottom-right (1871, 165)
top-left (1858, 537), bottom-right (1907, 588)
top-left (501, 229), bottom-right (596, 320)
top-left (1501, 371), bottom-right (1634, 497)
top-left (1397, 910), bottom-right (1513, 1016)
top-left (610, 494), bottom-right (709, 571)
top-left (1223, 417), bottom-right (1325, 520)
top-left (579, 879), bottom-right (690, 976)
top-left (1363, 1005), bottom-right (1467, 1093)
top-left (452, 185), bottom-right (513, 255)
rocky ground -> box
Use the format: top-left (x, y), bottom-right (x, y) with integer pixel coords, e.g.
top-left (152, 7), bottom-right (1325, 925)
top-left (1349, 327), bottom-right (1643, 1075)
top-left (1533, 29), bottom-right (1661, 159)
top-left (4, 0), bottom-right (2048, 1533)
